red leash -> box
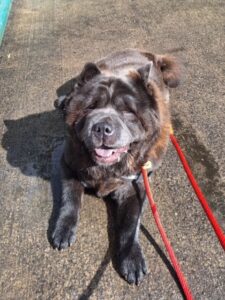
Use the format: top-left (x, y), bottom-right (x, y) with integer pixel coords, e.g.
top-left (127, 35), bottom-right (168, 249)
top-left (141, 127), bottom-right (225, 299)
top-left (141, 164), bottom-right (194, 300)
top-left (170, 130), bottom-right (225, 250)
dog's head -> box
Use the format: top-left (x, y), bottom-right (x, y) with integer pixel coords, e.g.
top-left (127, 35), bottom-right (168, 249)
top-left (55, 55), bottom-right (181, 167)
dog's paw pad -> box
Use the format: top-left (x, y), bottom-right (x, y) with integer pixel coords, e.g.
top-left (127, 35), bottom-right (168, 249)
top-left (117, 243), bottom-right (147, 285)
top-left (52, 219), bottom-right (76, 250)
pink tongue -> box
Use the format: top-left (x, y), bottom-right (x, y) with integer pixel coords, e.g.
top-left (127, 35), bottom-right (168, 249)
top-left (95, 148), bottom-right (114, 158)
top-left (95, 147), bottom-right (128, 158)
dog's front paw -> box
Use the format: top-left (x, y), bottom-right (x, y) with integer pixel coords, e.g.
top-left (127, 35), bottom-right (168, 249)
top-left (52, 216), bottom-right (77, 250)
top-left (116, 243), bottom-right (147, 285)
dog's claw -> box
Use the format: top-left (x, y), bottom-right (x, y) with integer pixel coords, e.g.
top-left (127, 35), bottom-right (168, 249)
top-left (52, 219), bottom-right (77, 250)
top-left (116, 243), bottom-right (147, 285)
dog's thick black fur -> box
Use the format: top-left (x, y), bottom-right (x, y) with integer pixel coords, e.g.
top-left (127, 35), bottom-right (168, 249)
top-left (52, 49), bottom-right (181, 284)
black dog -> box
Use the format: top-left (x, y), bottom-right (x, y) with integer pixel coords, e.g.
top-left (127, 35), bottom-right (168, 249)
top-left (52, 49), bottom-right (181, 284)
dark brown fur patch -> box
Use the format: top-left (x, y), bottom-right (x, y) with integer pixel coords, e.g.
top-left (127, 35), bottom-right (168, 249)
top-left (145, 80), bottom-right (171, 167)
top-left (156, 54), bottom-right (181, 88)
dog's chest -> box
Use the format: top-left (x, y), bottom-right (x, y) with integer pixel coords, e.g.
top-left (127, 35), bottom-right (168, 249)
top-left (78, 167), bottom-right (126, 197)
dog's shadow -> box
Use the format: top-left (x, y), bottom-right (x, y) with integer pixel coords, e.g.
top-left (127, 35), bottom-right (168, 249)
top-left (2, 78), bottom-right (77, 236)
top-left (2, 108), bottom-right (66, 239)
top-left (2, 110), bottom-right (65, 180)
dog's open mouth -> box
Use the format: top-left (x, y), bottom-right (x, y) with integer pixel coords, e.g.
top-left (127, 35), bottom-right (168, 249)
top-left (94, 146), bottom-right (128, 164)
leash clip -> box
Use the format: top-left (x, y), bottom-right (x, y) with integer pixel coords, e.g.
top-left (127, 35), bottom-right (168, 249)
top-left (142, 160), bottom-right (152, 170)
top-left (170, 125), bottom-right (174, 135)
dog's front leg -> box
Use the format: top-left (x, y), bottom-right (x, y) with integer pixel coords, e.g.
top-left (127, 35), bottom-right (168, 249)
top-left (52, 175), bottom-right (83, 250)
top-left (112, 184), bottom-right (147, 285)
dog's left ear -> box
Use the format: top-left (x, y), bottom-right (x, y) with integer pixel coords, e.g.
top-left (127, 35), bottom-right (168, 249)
top-left (156, 55), bottom-right (181, 88)
top-left (78, 62), bottom-right (101, 85)
top-left (54, 95), bottom-right (71, 113)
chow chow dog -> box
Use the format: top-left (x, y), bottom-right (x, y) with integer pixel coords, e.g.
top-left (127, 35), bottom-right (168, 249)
top-left (52, 49), bottom-right (181, 284)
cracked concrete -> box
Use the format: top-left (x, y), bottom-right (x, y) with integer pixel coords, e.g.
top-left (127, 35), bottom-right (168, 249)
top-left (0, 0), bottom-right (225, 299)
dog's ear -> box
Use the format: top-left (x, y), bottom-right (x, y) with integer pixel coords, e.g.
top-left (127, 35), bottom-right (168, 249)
top-left (156, 55), bottom-right (181, 88)
top-left (54, 95), bottom-right (71, 114)
top-left (54, 63), bottom-right (101, 112)
top-left (138, 61), bottom-right (158, 86)
top-left (78, 62), bottom-right (101, 85)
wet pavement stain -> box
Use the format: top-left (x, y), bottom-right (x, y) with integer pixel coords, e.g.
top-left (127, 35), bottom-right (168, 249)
top-left (172, 115), bottom-right (225, 224)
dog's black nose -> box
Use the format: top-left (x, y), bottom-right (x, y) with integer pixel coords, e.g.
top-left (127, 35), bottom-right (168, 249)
top-left (92, 122), bottom-right (114, 137)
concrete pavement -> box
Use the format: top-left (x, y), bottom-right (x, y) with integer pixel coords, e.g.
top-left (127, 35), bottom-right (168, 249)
top-left (0, 0), bottom-right (225, 299)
